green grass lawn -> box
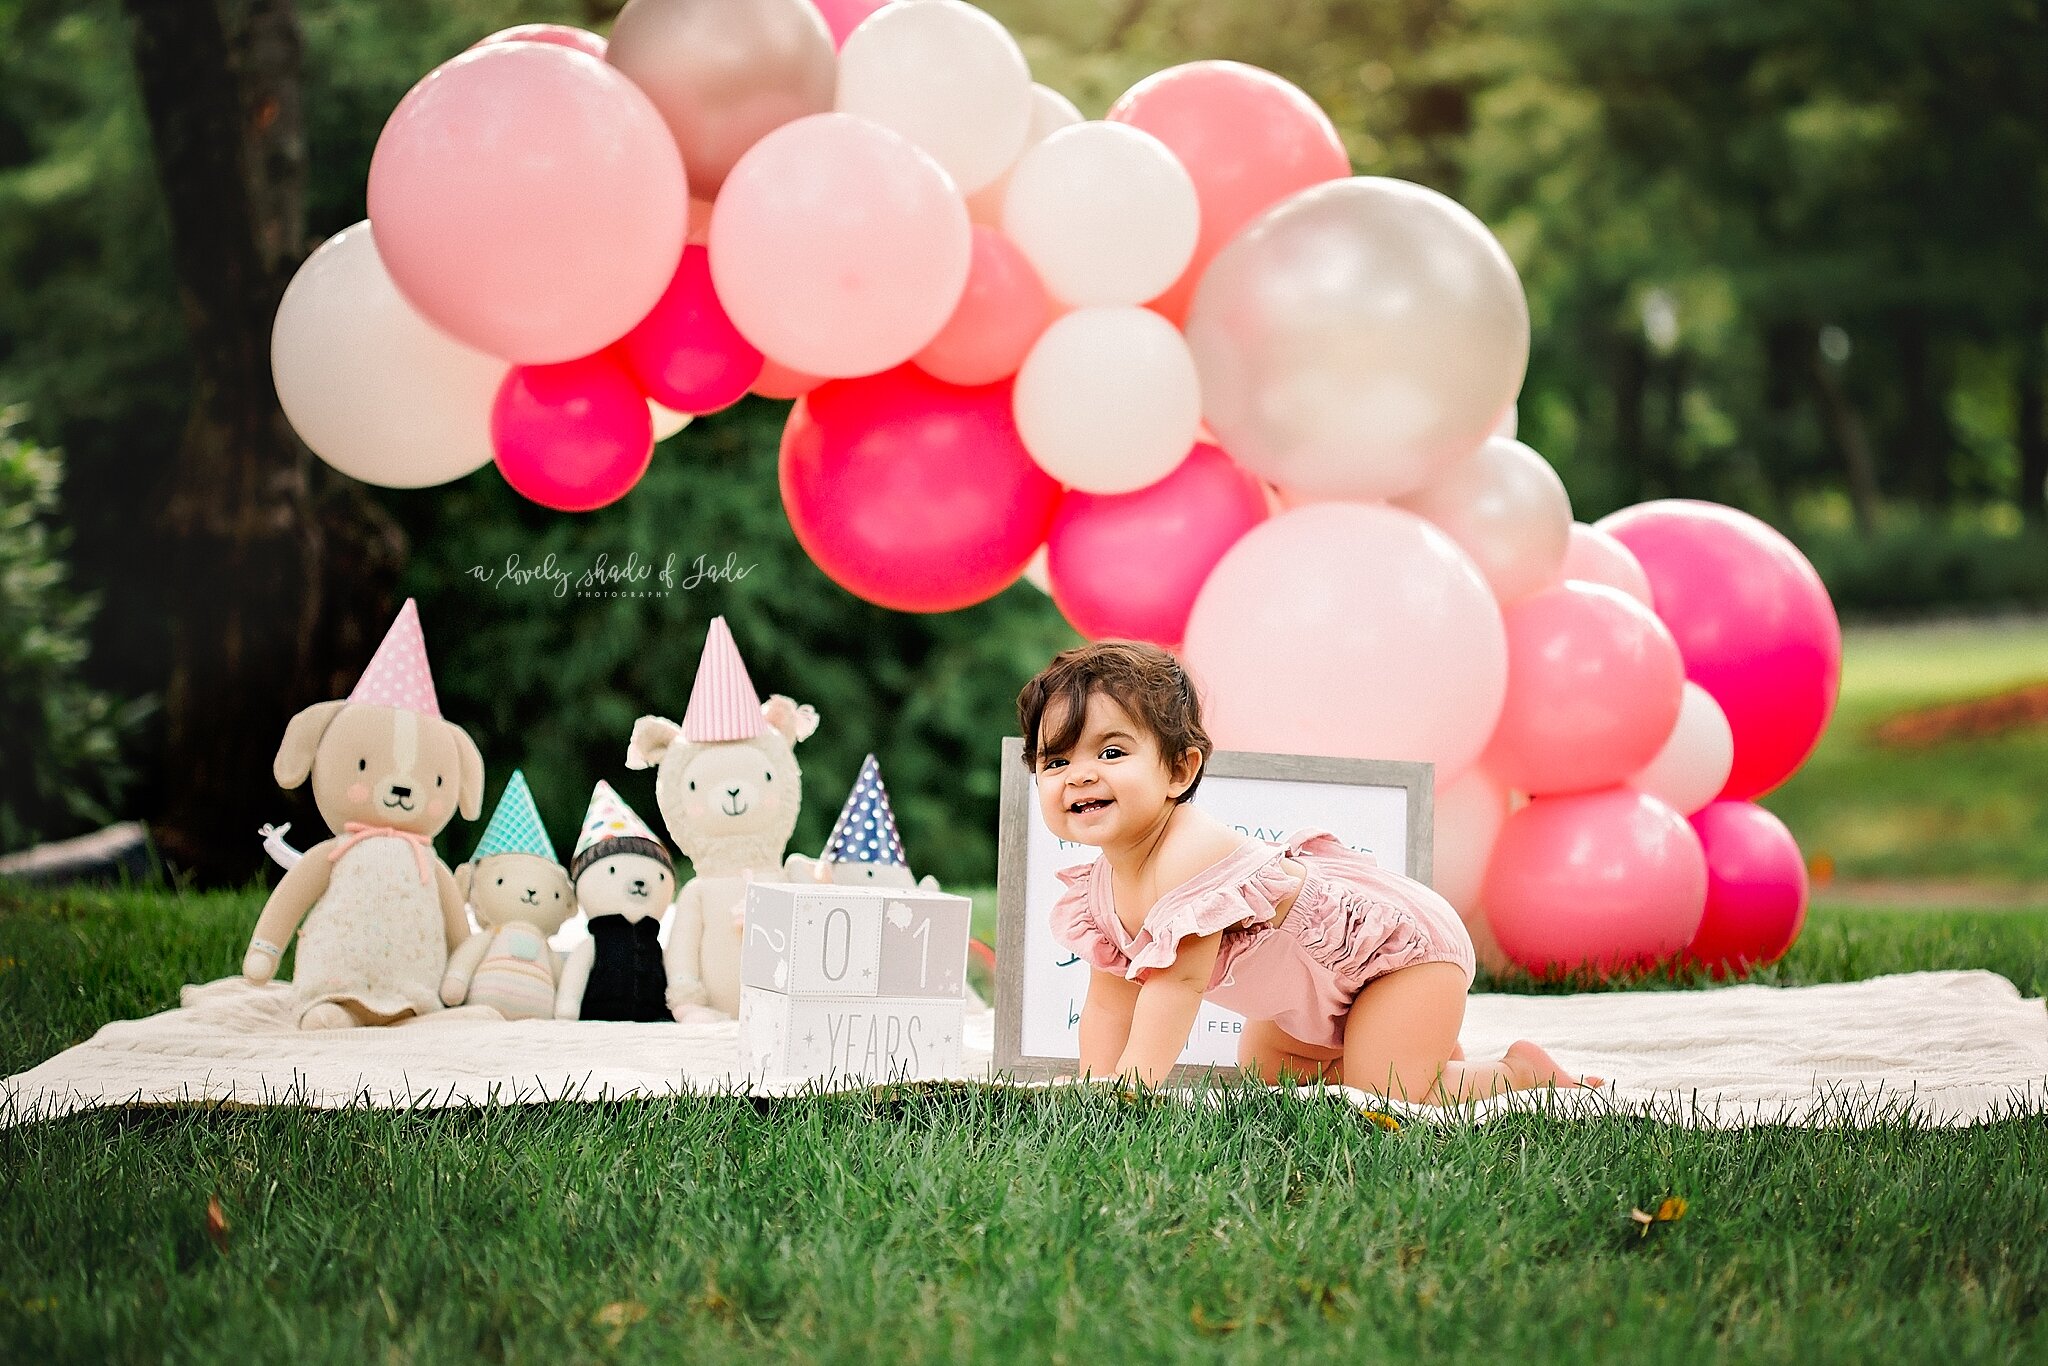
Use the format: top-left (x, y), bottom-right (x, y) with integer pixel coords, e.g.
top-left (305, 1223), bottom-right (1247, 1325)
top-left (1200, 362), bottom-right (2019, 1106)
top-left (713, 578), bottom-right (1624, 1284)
top-left (4, 882), bottom-right (2044, 1362)
top-left (1764, 618), bottom-right (2048, 883)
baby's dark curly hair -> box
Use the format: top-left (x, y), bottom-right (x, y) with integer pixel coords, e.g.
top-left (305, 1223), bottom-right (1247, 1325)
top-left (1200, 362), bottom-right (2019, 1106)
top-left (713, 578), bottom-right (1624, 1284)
top-left (1016, 641), bottom-right (1213, 804)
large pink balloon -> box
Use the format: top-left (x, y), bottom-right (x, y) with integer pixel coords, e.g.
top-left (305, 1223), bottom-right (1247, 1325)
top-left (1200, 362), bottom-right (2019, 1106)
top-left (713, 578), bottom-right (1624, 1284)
top-left (472, 24), bottom-right (608, 59)
top-left (1107, 61), bottom-right (1351, 324)
top-left (492, 353), bottom-right (655, 512)
top-left (1686, 801), bottom-right (1809, 978)
top-left (1183, 503), bottom-right (1508, 777)
top-left (913, 226), bottom-right (1051, 387)
top-left (1560, 521), bottom-right (1654, 607)
top-left (1047, 442), bottom-right (1269, 647)
top-left (367, 43), bottom-right (687, 364)
top-left (711, 113), bottom-right (971, 378)
top-left (1484, 581), bottom-right (1686, 796)
top-left (1599, 500), bottom-right (1842, 800)
top-left (780, 366), bottom-right (1061, 611)
top-left (1483, 788), bottom-right (1707, 976)
top-left (618, 245), bottom-right (763, 414)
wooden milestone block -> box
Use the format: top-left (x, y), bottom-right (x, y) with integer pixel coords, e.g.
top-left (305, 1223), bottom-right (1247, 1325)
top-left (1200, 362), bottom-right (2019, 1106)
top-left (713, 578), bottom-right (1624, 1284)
top-left (738, 987), bottom-right (965, 1083)
top-left (741, 882), bottom-right (972, 1001)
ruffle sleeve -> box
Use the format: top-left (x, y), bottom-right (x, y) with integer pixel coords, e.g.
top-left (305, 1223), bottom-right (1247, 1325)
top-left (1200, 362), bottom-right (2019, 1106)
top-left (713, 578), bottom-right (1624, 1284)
top-left (1121, 844), bottom-right (1301, 978)
top-left (1048, 861), bottom-right (1126, 973)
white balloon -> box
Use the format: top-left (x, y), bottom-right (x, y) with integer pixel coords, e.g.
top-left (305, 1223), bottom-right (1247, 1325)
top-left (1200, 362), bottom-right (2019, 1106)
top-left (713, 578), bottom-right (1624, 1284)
top-left (1013, 307), bottom-right (1202, 493)
top-left (834, 0), bottom-right (1032, 195)
top-left (1021, 544), bottom-right (1052, 595)
top-left (1002, 121), bottom-right (1199, 307)
top-left (1433, 766), bottom-right (1510, 914)
top-left (1630, 682), bottom-right (1735, 816)
top-left (1493, 404), bottom-right (1518, 439)
top-left (649, 402), bottom-right (694, 440)
top-left (1560, 521), bottom-right (1655, 608)
top-left (1394, 437), bottom-right (1572, 606)
top-left (968, 83), bottom-right (1083, 226)
top-left (271, 221), bottom-right (506, 488)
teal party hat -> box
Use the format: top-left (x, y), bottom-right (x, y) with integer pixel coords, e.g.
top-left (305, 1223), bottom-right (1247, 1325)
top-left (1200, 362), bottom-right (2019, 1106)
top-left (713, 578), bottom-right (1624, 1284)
top-left (470, 770), bottom-right (559, 864)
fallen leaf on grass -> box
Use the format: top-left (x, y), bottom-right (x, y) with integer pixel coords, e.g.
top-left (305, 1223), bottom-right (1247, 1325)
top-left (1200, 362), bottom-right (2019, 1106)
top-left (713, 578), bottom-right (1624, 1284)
top-left (1190, 1304), bottom-right (1241, 1335)
top-left (1629, 1196), bottom-right (1689, 1237)
top-left (596, 1301), bottom-right (648, 1345)
top-left (204, 1195), bottom-right (229, 1253)
top-left (1358, 1109), bottom-right (1401, 1132)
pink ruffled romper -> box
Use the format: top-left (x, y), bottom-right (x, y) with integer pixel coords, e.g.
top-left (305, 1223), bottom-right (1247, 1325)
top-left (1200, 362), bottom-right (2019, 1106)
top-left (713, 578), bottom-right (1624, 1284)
top-left (1050, 829), bottom-right (1476, 1052)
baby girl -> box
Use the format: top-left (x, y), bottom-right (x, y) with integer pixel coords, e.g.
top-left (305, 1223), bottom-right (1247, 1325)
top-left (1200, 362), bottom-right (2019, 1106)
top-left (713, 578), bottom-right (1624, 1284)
top-left (1022, 640), bottom-right (1601, 1102)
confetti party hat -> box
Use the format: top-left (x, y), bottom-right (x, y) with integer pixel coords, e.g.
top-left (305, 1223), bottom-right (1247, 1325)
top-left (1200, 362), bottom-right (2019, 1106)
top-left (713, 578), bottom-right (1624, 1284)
top-left (681, 616), bottom-right (765, 742)
top-left (823, 754), bottom-right (908, 868)
top-left (348, 598), bottom-right (442, 717)
top-left (570, 779), bottom-right (673, 880)
top-left (469, 770), bottom-right (559, 864)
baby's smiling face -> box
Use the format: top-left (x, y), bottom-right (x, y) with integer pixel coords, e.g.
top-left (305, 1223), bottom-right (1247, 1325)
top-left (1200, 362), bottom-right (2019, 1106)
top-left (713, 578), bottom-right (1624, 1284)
top-left (1034, 691), bottom-right (1193, 848)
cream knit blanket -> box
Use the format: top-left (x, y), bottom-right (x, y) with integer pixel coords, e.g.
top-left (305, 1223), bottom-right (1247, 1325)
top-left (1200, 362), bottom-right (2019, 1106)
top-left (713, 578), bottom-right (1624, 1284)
top-left (6, 970), bottom-right (2044, 1128)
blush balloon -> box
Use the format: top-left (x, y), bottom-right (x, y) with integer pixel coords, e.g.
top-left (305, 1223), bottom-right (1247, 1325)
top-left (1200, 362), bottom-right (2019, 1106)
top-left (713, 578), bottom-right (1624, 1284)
top-left (1484, 581), bottom-right (1686, 796)
top-left (1394, 436), bottom-right (1572, 606)
top-left (1600, 500), bottom-right (1842, 800)
top-left (780, 366), bottom-right (1061, 611)
top-left (1046, 442), bottom-right (1269, 647)
top-left (1629, 681), bottom-right (1735, 817)
top-left (618, 245), bottom-right (764, 414)
top-left (1482, 787), bottom-right (1708, 977)
top-left (472, 24), bottom-right (608, 59)
top-left (1686, 801), bottom-right (1809, 978)
top-left (492, 352), bottom-right (654, 512)
top-left (1561, 521), bottom-right (1654, 608)
top-left (913, 226), bottom-right (1051, 387)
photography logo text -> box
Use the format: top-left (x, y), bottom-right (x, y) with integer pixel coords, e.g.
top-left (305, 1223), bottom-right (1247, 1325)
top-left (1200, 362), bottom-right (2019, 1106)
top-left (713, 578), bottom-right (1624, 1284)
top-left (466, 550), bottom-right (754, 599)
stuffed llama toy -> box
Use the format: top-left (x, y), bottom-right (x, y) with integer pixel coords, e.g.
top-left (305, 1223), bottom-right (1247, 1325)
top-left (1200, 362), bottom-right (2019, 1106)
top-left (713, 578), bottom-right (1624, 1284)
top-left (241, 600), bottom-right (483, 1029)
top-left (783, 754), bottom-right (942, 892)
top-left (626, 616), bottom-right (817, 1020)
top-left (442, 769), bottom-right (574, 1019)
top-left (554, 781), bottom-right (678, 1022)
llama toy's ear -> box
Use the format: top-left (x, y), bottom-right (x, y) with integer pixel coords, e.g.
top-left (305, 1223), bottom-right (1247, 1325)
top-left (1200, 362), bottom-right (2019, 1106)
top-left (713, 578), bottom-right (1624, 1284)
top-left (762, 695), bottom-right (819, 745)
top-left (627, 715), bottom-right (682, 770)
top-left (274, 700), bottom-right (349, 790)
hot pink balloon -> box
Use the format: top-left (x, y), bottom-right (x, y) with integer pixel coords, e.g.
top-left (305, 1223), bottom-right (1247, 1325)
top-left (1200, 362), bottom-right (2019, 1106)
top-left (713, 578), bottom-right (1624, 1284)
top-left (752, 358), bottom-right (825, 400)
top-left (1107, 61), bottom-right (1351, 324)
top-left (1484, 581), bottom-right (1686, 796)
top-left (1046, 442), bottom-right (1269, 647)
top-left (913, 227), bottom-right (1052, 387)
top-left (780, 366), bottom-right (1061, 611)
top-left (812, 0), bottom-right (891, 48)
top-left (492, 352), bottom-right (654, 512)
top-left (1560, 521), bottom-right (1654, 607)
top-left (617, 245), bottom-right (763, 414)
top-left (710, 113), bottom-right (971, 378)
top-left (1599, 500), bottom-right (1842, 801)
top-left (1183, 503), bottom-right (1508, 777)
top-left (1686, 801), bottom-right (1809, 978)
top-left (368, 43), bottom-right (686, 364)
top-left (472, 24), bottom-right (609, 59)
top-left (1482, 787), bottom-right (1707, 976)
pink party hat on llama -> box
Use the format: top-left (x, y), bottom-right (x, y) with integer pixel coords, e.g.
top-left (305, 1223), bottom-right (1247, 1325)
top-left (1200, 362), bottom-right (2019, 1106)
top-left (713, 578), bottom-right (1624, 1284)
top-left (348, 598), bottom-right (441, 717)
top-left (681, 616), bottom-right (764, 742)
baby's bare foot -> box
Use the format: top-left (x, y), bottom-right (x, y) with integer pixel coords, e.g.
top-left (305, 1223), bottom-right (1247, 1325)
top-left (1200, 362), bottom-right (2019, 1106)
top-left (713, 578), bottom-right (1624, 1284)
top-left (1502, 1039), bottom-right (1603, 1091)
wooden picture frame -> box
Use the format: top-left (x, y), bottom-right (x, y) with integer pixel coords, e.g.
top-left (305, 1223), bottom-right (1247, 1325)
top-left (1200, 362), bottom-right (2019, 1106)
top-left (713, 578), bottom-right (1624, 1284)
top-left (992, 740), bottom-right (1434, 1083)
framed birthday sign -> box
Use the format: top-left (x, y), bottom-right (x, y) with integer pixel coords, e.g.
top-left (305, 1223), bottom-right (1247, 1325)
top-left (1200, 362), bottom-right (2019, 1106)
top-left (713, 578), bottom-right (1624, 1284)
top-left (992, 740), bottom-right (1434, 1082)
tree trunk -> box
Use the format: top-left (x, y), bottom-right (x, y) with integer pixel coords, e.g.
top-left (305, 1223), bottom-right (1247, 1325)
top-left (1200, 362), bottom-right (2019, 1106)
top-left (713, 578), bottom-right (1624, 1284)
top-left (2018, 307), bottom-right (2047, 525)
top-left (1808, 331), bottom-right (1881, 536)
top-left (1895, 310), bottom-right (1951, 509)
top-left (123, 0), bottom-right (401, 885)
top-left (1614, 332), bottom-right (1651, 502)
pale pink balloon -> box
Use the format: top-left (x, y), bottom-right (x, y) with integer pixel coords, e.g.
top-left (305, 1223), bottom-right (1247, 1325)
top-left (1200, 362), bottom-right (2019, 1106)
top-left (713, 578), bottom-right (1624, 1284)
top-left (1432, 766), bottom-right (1510, 914)
top-left (1561, 521), bottom-right (1654, 607)
top-left (1629, 681), bottom-right (1735, 817)
top-left (1483, 787), bottom-right (1707, 976)
top-left (913, 227), bottom-right (1051, 387)
top-left (472, 24), bottom-right (608, 59)
top-left (367, 43), bottom-right (687, 364)
top-left (813, 0), bottom-right (892, 48)
top-left (618, 245), bottom-right (764, 414)
top-left (1394, 436), bottom-right (1572, 606)
top-left (1107, 60), bottom-right (1351, 324)
top-left (1686, 800), bottom-right (1809, 978)
top-left (492, 352), bottom-right (655, 512)
top-left (1601, 501), bottom-right (1842, 801)
top-left (752, 358), bottom-right (825, 400)
top-left (710, 113), bottom-right (971, 378)
top-left (1484, 581), bottom-right (1686, 796)
top-left (1047, 442), bottom-right (1270, 647)
top-left (1183, 503), bottom-right (1508, 778)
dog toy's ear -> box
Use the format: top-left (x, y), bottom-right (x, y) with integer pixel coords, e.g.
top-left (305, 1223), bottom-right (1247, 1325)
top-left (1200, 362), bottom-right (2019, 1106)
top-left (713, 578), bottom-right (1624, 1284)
top-left (447, 721), bottom-right (486, 821)
top-left (762, 695), bottom-right (819, 745)
top-left (454, 862), bottom-right (474, 902)
top-left (274, 700), bottom-right (349, 790)
top-left (626, 715), bottom-right (682, 770)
